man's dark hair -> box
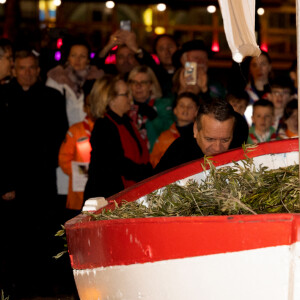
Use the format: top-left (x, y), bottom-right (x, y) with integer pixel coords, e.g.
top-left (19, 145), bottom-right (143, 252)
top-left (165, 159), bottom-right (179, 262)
top-left (153, 34), bottom-right (178, 53)
top-left (283, 98), bottom-right (298, 120)
top-left (0, 38), bottom-right (13, 58)
top-left (253, 99), bottom-right (274, 110)
top-left (15, 49), bottom-right (40, 66)
top-left (195, 98), bottom-right (235, 130)
top-left (173, 92), bottom-right (200, 109)
top-left (226, 90), bottom-right (250, 106)
top-left (270, 76), bottom-right (293, 93)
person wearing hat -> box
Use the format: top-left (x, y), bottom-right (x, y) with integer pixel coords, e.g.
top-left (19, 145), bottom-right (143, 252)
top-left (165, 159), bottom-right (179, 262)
top-left (172, 39), bottom-right (226, 100)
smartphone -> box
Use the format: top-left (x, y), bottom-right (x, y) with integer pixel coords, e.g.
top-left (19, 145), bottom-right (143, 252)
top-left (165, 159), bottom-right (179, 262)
top-left (184, 62), bottom-right (197, 85)
top-left (120, 20), bottom-right (131, 31)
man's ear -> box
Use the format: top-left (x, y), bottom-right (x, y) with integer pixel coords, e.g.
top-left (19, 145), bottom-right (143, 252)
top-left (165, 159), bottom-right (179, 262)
top-left (193, 121), bottom-right (198, 138)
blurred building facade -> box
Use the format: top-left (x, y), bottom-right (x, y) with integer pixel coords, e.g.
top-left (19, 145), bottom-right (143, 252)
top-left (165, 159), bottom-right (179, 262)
top-left (0, 0), bottom-right (297, 71)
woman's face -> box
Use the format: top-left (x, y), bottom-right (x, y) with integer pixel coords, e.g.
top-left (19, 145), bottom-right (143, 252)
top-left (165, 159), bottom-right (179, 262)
top-left (249, 54), bottom-right (271, 82)
top-left (129, 72), bottom-right (152, 103)
top-left (68, 45), bottom-right (89, 71)
top-left (109, 80), bottom-right (131, 117)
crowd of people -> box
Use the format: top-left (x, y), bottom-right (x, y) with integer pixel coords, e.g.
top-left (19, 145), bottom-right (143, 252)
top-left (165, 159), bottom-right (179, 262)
top-left (0, 29), bottom-right (298, 298)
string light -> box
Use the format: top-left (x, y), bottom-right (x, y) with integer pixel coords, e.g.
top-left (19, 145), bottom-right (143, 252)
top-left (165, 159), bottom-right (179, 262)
top-left (207, 5), bottom-right (216, 14)
top-left (257, 8), bottom-right (265, 16)
top-left (53, 0), bottom-right (61, 7)
top-left (157, 3), bottom-right (166, 12)
top-left (106, 1), bottom-right (115, 9)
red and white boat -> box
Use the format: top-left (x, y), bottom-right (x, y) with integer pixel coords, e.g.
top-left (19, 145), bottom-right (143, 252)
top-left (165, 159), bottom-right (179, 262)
top-left (65, 139), bottom-right (300, 300)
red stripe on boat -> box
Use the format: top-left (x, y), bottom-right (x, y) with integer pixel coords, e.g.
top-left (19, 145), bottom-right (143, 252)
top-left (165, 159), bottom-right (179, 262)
top-left (65, 139), bottom-right (300, 270)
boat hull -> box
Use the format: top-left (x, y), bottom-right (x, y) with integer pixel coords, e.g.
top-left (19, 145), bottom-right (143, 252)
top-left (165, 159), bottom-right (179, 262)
top-left (65, 139), bottom-right (300, 300)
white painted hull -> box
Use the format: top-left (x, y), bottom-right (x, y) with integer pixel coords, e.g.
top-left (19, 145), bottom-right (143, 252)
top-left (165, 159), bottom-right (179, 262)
top-left (74, 242), bottom-right (300, 300)
top-left (65, 139), bottom-right (300, 300)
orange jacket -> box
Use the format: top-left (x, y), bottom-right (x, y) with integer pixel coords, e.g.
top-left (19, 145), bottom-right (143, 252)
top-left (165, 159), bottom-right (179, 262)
top-left (59, 118), bottom-right (94, 210)
top-left (150, 122), bottom-right (180, 168)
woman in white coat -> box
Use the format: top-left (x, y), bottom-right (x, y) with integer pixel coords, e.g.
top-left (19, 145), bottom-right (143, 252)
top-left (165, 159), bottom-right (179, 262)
top-left (46, 38), bottom-right (104, 199)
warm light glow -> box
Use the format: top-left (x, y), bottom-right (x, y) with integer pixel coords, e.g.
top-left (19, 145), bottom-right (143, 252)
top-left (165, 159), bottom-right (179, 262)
top-left (105, 53), bottom-right (116, 64)
top-left (157, 3), bottom-right (166, 12)
top-left (211, 42), bottom-right (219, 52)
top-left (0, 0), bottom-right (6, 4)
top-left (53, 0), bottom-right (61, 7)
top-left (56, 38), bottom-right (63, 49)
top-left (145, 26), bottom-right (152, 33)
top-left (54, 51), bottom-right (61, 61)
top-left (257, 8), bottom-right (265, 16)
top-left (260, 43), bottom-right (268, 52)
top-left (151, 54), bottom-right (160, 65)
top-left (39, 1), bottom-right (46, 10)
top-left (207, 5), bottom-right (216, 13)
top-left (106, 1), bottom-right (115, 9)
top-left (233, 52), bottom-right (243, 63)
top-left (143, 8), bottom-right (153, 26)
top-left (154, 27), bottom-right (166, 35)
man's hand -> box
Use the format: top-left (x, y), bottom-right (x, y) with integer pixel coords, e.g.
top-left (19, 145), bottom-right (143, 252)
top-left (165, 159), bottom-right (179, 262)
top-left (122, 31), bottom-right (139, 53)
top-left (99, 30), bottom-right (125, 58)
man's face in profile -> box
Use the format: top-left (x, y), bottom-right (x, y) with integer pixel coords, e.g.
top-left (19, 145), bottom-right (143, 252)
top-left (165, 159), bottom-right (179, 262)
top-left (193, 114), bottom-right (234, 156)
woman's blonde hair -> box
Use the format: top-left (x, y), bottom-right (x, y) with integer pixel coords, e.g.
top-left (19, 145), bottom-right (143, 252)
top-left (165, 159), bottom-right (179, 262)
top-left (89, 74), bottom-right (123, 118)
top-left (128, 65), bottom-right (162, 99)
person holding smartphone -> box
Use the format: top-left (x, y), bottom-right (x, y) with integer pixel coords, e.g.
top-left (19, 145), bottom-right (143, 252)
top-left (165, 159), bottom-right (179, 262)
top-left (172, 39), bottom-right (226, 100)
top-left (95, 24), bottom-right (158, 78)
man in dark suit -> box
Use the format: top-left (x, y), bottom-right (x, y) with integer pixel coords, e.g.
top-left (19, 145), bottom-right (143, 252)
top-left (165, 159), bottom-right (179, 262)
top-left (7, 49), bottom-right (69, 297)
top-left (155, 98), bottom-right (249, 173)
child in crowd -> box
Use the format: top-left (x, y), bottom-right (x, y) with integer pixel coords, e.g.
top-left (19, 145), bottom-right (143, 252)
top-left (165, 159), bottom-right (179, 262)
top-left (247, 99), bottom-right (279, 144)
top-left (278, 99), bottom-right (298, 139)
top-left (58, 93), bottom-right (95, 219)
top-left (150, 92), bottom-right (199, 167)
top-left (226, 90), bottom-right (250, 116)
top-left (269, 77), bottom-right (293, 132)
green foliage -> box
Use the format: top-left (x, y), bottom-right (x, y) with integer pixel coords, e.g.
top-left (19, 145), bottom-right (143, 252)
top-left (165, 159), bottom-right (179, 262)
top-left (89, 155), bottom-right (300, 221)
top-left (1, 290), bottom-right (9, 300)
top-left (53, 225), bottom-right (68, 259)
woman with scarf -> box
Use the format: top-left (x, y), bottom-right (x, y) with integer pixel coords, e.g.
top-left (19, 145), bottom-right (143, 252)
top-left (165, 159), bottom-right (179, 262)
top-left (84, 75), bottom-right (152, 200)
top-left (128, 65), bottom-right (174, 152)
top-left (46, 38), bottom-right (104, 201)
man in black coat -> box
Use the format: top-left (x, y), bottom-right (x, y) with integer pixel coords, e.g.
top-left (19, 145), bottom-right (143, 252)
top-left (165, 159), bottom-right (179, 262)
top-left (155, 98), bottom-right (249, 174)
top-left (7, 49), bottom-right (69, 297)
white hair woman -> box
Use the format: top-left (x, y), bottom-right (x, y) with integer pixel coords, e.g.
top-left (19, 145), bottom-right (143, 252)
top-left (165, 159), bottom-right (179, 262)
top-left (128, 65), bottom-right (175, 152)
top-left (84, 75), bottom-right (152, 200)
